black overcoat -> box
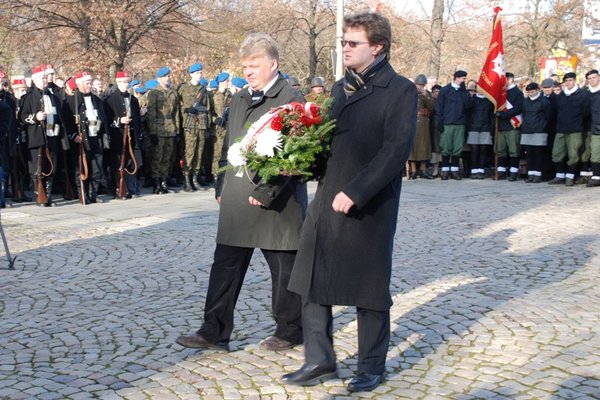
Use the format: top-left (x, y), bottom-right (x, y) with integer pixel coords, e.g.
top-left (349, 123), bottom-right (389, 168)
top-left (64, 91), bottom-right (110, 155)
top-left (104, 90), bottom-right (143, 151)
top-left (288, 62), bottom-right (417, 311)
top-left (215, 75), bottom-right (308, 250)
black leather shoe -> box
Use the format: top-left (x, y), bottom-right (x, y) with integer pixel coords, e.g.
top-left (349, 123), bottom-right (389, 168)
top-left (347, 373), bottom-right (384, 393)
top-left (586, 179), bottom-right (600, 187)
top-left (451, 171), bottom-right (462, 180)
top-left (508, 172), bottom-right (518, 181)
top-left (281, 364), bottom-right (337, 386)
top-left (175, 334), bottom-right (229, 351)
top-left (441, 171), bottom-right (449, 180)
top-left (419, 170), bottom-right (434, 180)
top-left (548, 177), bottom-right (565, 185)
top-left (259, 336), bottom-right (298, 351)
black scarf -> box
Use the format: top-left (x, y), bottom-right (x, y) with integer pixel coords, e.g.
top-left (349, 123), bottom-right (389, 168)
top-left (343, 53), bottom-right (388, 97)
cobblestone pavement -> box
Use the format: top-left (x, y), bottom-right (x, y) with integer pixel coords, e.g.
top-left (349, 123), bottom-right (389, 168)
top-left (0, 178), bottom-right (599, 400)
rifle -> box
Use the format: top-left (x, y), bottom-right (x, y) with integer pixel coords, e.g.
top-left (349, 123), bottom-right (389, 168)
top-left (36, 96), bottom-right (54, 205)
top-left (74, 90), bottom-right (90, 205)
top-left (117, 115), bottom-right (138, 199)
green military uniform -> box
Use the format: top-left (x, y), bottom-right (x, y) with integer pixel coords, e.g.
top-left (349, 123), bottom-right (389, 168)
top-left (178, 81), bottom-right (210, 186)
top-left (304, 92), bottom-right (328, 106)
top-left (211, 89), bottom-right (231, 176)
top-left (146, 85), bottom-right (179, 190)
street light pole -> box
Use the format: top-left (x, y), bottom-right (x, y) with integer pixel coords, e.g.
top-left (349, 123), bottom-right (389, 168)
top-left (335, 0), bottom-right (344, 80)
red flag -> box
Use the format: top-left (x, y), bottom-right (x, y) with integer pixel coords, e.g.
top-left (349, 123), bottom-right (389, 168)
top-left (477, 7), bottom-right (507, 112)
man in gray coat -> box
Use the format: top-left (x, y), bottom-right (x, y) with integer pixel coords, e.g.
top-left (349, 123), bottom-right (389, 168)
top-left (175, 33), bottom-right (305, 352)
top-left (282, 12), bottom-right (417, 393)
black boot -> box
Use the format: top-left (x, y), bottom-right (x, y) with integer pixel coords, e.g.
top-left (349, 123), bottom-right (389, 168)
top-left (45, 179), bottom-right (55, 207)
top-left (153, 177), bottom-right (162, 194)
top-left (160, 178), bottom-right (172, 194)
top-left (183, 174), bottom-right (194, 192)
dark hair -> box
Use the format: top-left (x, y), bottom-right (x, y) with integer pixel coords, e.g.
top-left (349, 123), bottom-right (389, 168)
top-left (343, 12), bottom-right (392, 56)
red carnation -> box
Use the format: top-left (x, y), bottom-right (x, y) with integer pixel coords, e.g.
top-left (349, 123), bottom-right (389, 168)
top-left (271, 115), bottom-right (284, 131)
top-left (300, 115), bottom-right (314, 127)
top-left (308, 103), bottom-right (319, 116)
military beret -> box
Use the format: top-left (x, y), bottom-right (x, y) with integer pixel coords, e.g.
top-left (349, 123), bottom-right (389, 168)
top-left (231, 77), bottom-right (247, 88)
top-left (128, 79), bottom-right (140, 89)
top-left (156, 66), bottom-right (171, 78)
top-left (541, 78), bottom-right (554, 88)
top-left (216, 72), bottom-right (230, 83)
top-left (145, 79), bottom-right (159, 90)
top-left (281, 73), bottom-right (289, 79)
top-left (586, 69), bottom-right (599, 78)
top-left (134, 87), bottom-right (148, 94)
top-left (209, 79), bottom-right (218, 89)
top-left (525, 82), bottom-right (539, 91)
top-left (115, 71), bottom-right (130, 79)
top-left (453, 70), bottom-right (467, 78)
top-left (505, 72), bottom-right (514, 78)
top-left (188, 63), bottom-right (203, 74)
top-left (200, 78), bottom-right (208, 86)
top-left (563, 72), bottom-right (576, 81)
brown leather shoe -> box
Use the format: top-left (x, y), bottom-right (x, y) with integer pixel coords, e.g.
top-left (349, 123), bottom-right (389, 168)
top-left (259, 336), bottom-right (298, 351)
top-left (175, 334), bottom-right (229, 351)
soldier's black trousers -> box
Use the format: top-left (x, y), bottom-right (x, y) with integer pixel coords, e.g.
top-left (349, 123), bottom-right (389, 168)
top-left (197, 244), bottom-right (303, 345)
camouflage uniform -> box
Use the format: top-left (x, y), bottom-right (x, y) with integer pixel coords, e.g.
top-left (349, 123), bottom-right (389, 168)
top-left (304, 92), bottom-right (328, 106)
top-left (211, 90), bottom-right (231, 176)
top-left (146, 85), bottom-right (179, 191)
top-left (178, 81), bottom-right (209, 187)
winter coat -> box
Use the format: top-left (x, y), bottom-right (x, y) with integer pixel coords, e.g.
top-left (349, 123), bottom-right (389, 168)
top-left (288, 62), bottom-right (417, 311)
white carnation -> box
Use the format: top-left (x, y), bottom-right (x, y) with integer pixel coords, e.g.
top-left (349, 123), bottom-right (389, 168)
top-left (227, 142), bottom-right (246, 167)
top-left (254, 128), bottom-right (283, 157)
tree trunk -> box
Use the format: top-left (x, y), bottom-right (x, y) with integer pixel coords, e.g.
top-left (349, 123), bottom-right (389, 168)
top-left (429, 0), bottom-right (445, 80)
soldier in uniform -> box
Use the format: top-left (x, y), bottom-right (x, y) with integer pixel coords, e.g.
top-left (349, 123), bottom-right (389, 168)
top-left (585, 69), bottom-right (600, 187)
top-left (20, 65), bottom-right (68, 206)
top-left (436, 70), bottom-right (473, 180)
top-left (177, 63), bottom-right (209, 192)
top-left (9, 77), bottom-right (31, 203)
top-left (548, 72), bottom-right (590, 186)
top-left (211, 72), bottom-right (232, 181)
top-left (147, 67), bottom-right (179, 194)
top-left (496, 72), bottom-right (523, 181)
top-left (304, 77), bottom-right (327, 105)
top-left (65, 71), bottom-right (110, 204)
top-left (104, 71), bottom-right (143, 198)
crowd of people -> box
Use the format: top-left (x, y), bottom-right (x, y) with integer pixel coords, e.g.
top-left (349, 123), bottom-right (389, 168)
top-left (0, 62), bottom-right (330, 208)
top-left (407, 68), bottom-right (599, 187)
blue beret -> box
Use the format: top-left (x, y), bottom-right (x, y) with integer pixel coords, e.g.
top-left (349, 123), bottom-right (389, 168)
top-left (216, 72), bottom-right (230, 83)
top-left (199, 78), bottom-right (208, 87)
top-left (209, 79), bottom-right (218, 89)
top-left (134, 87), bottom-right (148, 94)
top-left (188, 63), bottom-right (203, 74)
top-left (145, 79), bottom-right (159, 90)
top-left (128, 79), bottom-right (140, 89)
top-left (231, 77), bottom-right (247, 88)
top-left (156, 66), bottom-right (171, 78)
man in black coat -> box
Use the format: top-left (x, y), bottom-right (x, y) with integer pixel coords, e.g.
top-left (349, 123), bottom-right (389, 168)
top-left (585, 69), bottom-right (600, 187)
top-left (175, 33), bottom-right (305, 353)
top-left (283, 12), bottom-right (417, 393)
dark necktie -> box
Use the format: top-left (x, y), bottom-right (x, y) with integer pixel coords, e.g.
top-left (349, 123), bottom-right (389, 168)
top-left (251, 90), bottom-right (264, 103)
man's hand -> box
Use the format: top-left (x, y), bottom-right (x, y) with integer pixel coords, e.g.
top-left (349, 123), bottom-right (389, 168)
top-left (74, 134), bottom-right (82, 144)
top-left (216, 196), bottom-right (221, 205)
top-left (120, 116), bottom-right (131, 125)
top-left (332, 191), bottom-right (354, 214)
top-left (248, 196), bottom-right (263, 207)
top-left (36, 111), bottom-right (46, 121)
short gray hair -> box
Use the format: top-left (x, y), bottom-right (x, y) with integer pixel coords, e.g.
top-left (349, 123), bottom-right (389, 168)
top-left (239, 33), bottom-right (280, 63)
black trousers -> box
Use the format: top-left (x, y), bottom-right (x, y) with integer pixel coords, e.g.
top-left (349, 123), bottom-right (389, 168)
top-left (197, 244), bottom-right (302, 345)
top-left (302, 300), bottom-right (390, 375)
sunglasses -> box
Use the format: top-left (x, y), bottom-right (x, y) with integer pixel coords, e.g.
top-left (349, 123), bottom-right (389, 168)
top-left (341, 40), bottom-right (369, 48)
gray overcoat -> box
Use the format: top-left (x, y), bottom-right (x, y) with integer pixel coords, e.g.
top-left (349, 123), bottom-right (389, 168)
top-left (215, 76), bottom-right (307, 250)
top-left (288, 63), bottom-right (417, 310)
